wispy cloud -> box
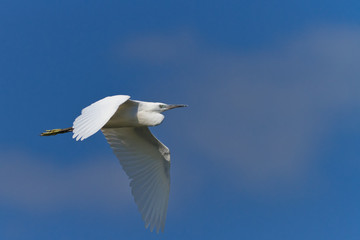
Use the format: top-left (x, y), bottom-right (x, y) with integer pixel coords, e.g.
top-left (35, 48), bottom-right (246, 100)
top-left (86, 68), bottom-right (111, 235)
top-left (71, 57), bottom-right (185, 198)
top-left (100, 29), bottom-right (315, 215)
top-left (0, 151), bottom-right (132, 212)
top-left (120, 25), bottom-right (360, 195)
top-left (121, 31), bottom-right (197, 66)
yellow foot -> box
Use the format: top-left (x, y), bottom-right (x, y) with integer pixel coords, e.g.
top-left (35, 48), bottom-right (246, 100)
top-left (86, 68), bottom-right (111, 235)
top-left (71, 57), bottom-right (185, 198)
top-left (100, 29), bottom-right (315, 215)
top-left (40, 128), bottom-right (73, 136)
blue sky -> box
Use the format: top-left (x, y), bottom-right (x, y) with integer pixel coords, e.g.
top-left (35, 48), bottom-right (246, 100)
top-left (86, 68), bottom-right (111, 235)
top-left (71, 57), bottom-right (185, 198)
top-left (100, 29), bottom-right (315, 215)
top-left (1, 0), bottom-right (360, 239)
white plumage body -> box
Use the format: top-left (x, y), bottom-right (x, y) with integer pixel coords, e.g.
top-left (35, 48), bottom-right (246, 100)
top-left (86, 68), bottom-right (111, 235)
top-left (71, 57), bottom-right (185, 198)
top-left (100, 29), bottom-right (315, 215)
top-left (105, 100), bottom-right (165, 128)
top-left (67, 95), bottom-right (186, 233)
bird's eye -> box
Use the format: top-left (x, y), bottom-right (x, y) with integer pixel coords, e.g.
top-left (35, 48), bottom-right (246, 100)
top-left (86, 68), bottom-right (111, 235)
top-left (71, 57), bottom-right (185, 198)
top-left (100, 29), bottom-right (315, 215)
top-left (159, 104), bottom-right (166, 109)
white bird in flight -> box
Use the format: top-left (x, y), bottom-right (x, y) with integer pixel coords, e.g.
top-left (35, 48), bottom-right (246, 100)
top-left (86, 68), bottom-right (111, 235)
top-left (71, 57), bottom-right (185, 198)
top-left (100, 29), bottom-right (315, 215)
top-left (41, 95), bottom-right (187, 233)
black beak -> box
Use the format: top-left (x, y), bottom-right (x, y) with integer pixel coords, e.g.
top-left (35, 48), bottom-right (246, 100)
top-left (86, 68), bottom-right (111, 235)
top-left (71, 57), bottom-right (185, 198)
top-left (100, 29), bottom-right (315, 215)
top-left (167, 104), bottom-right (188, 110)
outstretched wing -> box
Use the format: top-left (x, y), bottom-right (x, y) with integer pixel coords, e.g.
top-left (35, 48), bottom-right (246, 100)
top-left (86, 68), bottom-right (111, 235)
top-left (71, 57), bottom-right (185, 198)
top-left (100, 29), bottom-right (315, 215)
top-left (102, 127), bottom-right (170, 233)
top-left (72, 95), bottom-right (130, 141)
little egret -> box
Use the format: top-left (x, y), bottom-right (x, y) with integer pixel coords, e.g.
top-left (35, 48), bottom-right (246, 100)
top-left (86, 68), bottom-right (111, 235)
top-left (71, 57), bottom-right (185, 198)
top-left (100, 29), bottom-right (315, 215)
top-left (41, 95), bottom-right (187, 233)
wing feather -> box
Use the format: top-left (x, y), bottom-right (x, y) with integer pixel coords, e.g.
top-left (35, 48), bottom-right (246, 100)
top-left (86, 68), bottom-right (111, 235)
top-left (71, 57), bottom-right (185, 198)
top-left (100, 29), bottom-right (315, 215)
top-left (102, 127), bottom-right (170, 233)
top-left (72, 95), bottom-right (130, 141)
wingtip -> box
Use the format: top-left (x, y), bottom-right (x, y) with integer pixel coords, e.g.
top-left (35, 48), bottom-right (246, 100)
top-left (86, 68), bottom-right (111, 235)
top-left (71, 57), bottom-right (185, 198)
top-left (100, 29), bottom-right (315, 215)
top-left (73, 133), bottom-right (81, 141)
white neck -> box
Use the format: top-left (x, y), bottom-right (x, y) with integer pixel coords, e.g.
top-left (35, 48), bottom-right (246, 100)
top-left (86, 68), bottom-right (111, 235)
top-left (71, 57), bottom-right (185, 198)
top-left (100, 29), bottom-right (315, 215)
top-left (136, 101), bottom-right (165, 126)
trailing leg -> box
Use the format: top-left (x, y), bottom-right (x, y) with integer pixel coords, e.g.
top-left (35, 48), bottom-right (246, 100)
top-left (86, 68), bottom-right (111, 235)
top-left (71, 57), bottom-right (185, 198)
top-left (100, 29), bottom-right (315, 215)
top-left (41, 127), bottom-right (73, 136)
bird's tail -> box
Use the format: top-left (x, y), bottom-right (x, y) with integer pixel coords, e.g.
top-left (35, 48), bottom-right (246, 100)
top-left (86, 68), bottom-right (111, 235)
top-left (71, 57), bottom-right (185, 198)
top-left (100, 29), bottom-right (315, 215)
top-left (40, 127), bottom-right (73, 136)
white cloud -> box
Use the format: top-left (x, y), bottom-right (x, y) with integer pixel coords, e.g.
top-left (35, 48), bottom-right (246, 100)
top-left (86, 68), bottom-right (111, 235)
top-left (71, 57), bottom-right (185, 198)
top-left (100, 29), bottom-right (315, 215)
top-left (120, 25), bottom-right (360, 195)
top-left (121, 31), bottom-right (197, 66)
top-left (0, 151), bottom-right (132, 212)
top-left (0, 149), bottom-right (201, 219)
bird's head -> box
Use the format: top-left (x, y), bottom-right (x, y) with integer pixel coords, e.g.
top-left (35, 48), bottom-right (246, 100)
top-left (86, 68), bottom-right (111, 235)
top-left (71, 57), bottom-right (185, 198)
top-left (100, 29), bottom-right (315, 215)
top-left (138, 102), bottom-right (187, 126)
top-left (153, 103), bottom-right (188, 113)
